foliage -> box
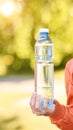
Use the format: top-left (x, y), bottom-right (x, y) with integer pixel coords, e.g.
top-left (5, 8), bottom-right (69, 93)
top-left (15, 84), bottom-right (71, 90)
top-left (0, 0), bottom-right (73, 76)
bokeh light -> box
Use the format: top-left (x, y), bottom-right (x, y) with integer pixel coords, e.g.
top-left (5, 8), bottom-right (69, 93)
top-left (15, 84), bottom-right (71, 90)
top-left (0, 1), bottom-right (16, 17)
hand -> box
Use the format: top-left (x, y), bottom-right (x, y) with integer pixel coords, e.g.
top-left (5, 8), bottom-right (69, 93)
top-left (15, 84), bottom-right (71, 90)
top-left (30, 92), bottom-right (56, 116)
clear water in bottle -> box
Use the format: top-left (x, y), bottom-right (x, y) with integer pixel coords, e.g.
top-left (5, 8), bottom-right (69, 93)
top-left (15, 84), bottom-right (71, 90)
top-left (35, 28), bottom-right (54, 99)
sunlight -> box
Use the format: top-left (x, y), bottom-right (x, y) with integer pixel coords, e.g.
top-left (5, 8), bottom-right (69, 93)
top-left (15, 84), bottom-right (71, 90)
top-left (0, 1), bottom-right (16, 17)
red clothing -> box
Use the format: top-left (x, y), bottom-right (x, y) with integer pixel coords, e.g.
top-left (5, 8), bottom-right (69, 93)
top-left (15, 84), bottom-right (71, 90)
top-left (49, 59), bottom-right (73, 130)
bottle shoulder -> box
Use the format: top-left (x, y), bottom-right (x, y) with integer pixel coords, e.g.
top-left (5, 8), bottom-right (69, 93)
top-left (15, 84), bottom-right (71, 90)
top-left (37, 37), bottom-right (52, 42)
top-left (35, 40), bottom-right (54, 46)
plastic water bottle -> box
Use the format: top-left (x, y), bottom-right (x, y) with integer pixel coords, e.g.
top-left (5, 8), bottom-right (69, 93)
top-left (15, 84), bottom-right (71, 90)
top-left (34, 28), bottom-right (54, 107)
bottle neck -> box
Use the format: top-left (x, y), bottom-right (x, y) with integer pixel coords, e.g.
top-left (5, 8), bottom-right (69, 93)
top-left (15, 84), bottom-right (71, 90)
top-left (38, 32), bottom-right (52, 42)
top-left (40, 32), bottom-right (49, 39)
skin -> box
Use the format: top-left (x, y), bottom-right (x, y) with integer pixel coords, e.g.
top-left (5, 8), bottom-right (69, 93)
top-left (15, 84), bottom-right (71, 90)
top-left (30, 92), bottom-right (56, 116)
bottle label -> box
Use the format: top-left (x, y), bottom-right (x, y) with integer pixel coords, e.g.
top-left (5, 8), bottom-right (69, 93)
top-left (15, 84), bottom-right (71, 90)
top-left (35, 43), bottom-right (54, 62)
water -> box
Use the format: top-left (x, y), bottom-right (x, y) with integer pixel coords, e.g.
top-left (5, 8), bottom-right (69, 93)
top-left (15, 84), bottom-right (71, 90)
top-left (35, 28), bottom-right (54, 99)
top-left (35, 62), bottom-right (54, 98)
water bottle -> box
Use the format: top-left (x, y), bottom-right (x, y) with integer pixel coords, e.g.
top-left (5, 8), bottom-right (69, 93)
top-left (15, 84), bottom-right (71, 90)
top-left (34, 28), bottom-right (54, 108)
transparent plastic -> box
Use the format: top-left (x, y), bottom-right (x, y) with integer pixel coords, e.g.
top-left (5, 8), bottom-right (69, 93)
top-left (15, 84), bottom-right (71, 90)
top-left (35, 28), bottom-right (54, 99)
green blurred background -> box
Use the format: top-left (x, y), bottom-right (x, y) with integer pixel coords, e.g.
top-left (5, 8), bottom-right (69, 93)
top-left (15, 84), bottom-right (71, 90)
top-left (0, 0), bottom-right (73, 76)
top-left (0, 0), bottom-right (72, 130)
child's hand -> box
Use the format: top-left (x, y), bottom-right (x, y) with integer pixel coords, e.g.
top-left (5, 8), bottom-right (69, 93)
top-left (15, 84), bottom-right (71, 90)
top-left (30, 92), bottom-right (55, 116)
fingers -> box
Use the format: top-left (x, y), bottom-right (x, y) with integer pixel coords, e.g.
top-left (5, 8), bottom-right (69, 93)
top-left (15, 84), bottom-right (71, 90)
top-left (35, 94), bottom-right (41, 111)
top-left (30, 92), bottom-right (36, 109)
top-left (42, 99), bottom-right (55, 114)
top-left (39, 98), bottom-right (49, 114)
top-left (30, 93), bottom-right (55, 116)
top-left (30, 92), bottom-right (41, 115)
top-left (30, 93), bottom-right (47, 115)
top-left (44, 98), bottom-right (48, 109)
top-left (34, 94), bottom-right (42, 116)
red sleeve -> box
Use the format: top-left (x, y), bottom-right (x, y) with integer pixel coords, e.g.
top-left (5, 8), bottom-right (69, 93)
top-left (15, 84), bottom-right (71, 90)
top-left (48, 59), bottom-right (73, 130)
